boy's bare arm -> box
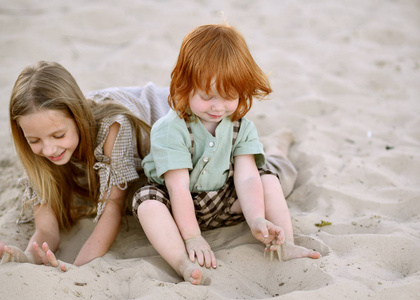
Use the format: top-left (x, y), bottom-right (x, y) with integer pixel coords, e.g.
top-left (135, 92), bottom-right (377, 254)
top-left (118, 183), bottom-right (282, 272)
top-left (233, 154), bottom-right (284, 244)
top-left (164, 169), bottom-right (201, 240)
top-left (233, 154), bottom-right (265, 223)
top-left (165, 168), bottom-right (216, 268)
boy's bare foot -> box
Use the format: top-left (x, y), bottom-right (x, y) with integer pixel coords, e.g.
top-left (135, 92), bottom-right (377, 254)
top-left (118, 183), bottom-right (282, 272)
top-left (281, 242), bottom-right (321, 260)
top-left (260, 130), bottom-right (294, 157)
top-left (179, 261), bottom-right (211, 285)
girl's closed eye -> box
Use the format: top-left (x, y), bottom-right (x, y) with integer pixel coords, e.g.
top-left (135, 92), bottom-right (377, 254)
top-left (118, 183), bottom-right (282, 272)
top-left (28, 139), bottom-right (40, 144)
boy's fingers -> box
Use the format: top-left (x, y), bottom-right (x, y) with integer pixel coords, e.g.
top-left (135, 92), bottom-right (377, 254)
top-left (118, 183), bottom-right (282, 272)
top-left (210, 251), bottom-right (217, 269)
top-left (196, 250), bottom-right (204, 266)
top-left (203, 250), bottom-right (213, 269)
top-left (188, 249), bottom-right (196, 263)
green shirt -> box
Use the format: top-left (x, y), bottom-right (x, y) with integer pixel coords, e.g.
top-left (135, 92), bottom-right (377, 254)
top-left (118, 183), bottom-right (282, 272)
top-left (142, 110), bottom-right (265, 192)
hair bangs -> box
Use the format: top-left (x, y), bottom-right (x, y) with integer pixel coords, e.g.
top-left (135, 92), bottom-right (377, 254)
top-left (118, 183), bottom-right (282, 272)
top-left (169, 24), bottom-right (272, 121)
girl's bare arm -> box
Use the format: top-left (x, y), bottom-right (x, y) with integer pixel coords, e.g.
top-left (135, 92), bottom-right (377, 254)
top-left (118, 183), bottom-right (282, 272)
top-left (74, 122), bottom-right (125, 266)
top-left (0, 203), bottom-right (67, 270)
top-left (73, 186), bottom-right (126, 266)
top-left (26, 203), bottom-right (61, 263)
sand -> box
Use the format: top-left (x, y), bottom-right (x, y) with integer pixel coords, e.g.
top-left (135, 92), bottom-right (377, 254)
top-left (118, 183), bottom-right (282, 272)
top-left (0, 0), bottom-right (419, 299)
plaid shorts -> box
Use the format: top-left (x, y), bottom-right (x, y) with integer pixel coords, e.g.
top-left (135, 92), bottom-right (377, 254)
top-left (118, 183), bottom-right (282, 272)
top-left (132, 168), bottom-right (277, 230)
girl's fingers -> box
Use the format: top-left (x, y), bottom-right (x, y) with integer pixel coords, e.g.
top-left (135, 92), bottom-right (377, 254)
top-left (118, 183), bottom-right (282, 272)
top-left (60, 263), bottom-right (67, 272)
top-left (42, 242), bottom-right (50, 253)
top-left (33, 242), bottom-right (49, 265)
top-left (0, 241), bottom-right (6, 256)
top-left (46, 250), bottom-right (59, 267)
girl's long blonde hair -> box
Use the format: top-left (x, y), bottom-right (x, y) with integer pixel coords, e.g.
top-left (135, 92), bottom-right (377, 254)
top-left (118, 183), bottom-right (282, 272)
top-left (169, 24), bottom-right (272, 121)
top-left (10, 61), bottom-right (150, 230)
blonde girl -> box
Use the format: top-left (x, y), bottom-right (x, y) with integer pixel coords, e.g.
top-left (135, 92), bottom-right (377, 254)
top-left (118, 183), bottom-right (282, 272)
top-left (0, 61), bottom-right (169, 269)
top-left (132, 24), bottom-right (320, 285)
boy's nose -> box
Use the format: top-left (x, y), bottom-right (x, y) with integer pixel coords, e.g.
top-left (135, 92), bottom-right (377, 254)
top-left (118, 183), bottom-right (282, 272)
top-left (211, 98), bottom-right (224, 111)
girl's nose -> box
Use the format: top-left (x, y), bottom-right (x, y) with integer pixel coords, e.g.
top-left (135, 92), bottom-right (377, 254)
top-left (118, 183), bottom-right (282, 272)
top-left (42, 143), bottom-right (57, 157)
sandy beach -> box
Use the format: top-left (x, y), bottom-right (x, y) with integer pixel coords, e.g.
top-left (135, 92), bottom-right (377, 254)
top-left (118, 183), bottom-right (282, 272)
top-left (0, 0), bottom-right (419, 299)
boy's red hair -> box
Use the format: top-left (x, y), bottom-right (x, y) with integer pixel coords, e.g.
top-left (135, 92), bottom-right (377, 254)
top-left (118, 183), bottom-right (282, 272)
top-left (169, 24), bottom-right (272, 121)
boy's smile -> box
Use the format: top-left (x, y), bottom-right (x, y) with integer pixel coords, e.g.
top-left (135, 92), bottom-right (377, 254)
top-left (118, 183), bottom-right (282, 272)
top-left (189, 88), bottom-right (239, 134)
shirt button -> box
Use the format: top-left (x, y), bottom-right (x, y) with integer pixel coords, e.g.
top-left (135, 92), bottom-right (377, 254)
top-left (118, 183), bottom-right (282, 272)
top-left (209, 141), bottom-right (215, 148)
top-left (202, 170), bottom-right (207, 175)
top-left (203, 156), bottom-right (209, 162)
top-left (196, 185), bottom-right (202, 190)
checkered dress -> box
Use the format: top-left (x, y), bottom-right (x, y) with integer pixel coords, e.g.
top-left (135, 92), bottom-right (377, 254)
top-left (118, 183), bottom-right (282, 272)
top-left (18, 84), bottom-right (169, 224)
top-left (132, 119), bottom-right (277, 230)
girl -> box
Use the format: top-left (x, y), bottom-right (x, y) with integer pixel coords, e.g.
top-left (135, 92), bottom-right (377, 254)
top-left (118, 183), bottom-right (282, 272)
top-left (132, 24), bottom-right (320, 285)
top-left (1, 61), bottom-right (169, 270)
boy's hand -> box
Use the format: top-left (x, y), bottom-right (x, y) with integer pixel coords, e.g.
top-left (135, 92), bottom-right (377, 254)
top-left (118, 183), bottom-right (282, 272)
top-left (184, 234), bottom-right (217, 269)
top-left (250, 217), bottom-right (285, 247)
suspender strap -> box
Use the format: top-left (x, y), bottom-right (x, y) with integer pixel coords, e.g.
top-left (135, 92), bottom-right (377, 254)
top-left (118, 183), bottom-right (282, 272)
top-left (185, 119), bottom-right (241, 158)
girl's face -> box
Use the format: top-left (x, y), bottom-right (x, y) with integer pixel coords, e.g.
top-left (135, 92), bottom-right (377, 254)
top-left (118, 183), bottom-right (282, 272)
top-left (189, 86), bottom-right (239, 133)
top-left (18, 109), bottom-right (79, 165)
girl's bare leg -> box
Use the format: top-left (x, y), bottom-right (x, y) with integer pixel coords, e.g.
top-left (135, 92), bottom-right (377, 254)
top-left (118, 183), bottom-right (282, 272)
top-left (136, 200), bottom-right (210, 285)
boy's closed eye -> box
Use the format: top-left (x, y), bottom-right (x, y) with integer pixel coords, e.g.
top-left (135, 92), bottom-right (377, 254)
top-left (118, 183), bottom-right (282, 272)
top-left (199, 93), bottom-right (214, 100)
top-left (54, 133), bottom-right (65, 139)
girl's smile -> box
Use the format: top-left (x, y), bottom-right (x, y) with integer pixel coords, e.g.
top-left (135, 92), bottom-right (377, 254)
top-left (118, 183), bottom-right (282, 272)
top-left (48, 150), bottom-right (67, 162)
top-left (18, 109), bottom-right (80, 165)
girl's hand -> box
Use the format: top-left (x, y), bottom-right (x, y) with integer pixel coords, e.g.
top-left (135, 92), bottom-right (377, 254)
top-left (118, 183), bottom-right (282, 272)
top-left (184, 235), bottom-right (217, 269)
top-left (250, 217), bottom-right (285, 247)
top-left (1, 244), bottom-right (32, 264)
top-left (1, 241), bottom-right (68, 272)
top-left (32, 242), bottom-right (68, 272)
top-left (0, 241), bottom-right (6, 257)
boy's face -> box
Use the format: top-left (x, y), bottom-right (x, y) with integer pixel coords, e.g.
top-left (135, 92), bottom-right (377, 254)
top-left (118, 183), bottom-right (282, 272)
top-left (18, 109), bottom-right (80, 165)
top-left (189, 85), bottom-right (239, 132)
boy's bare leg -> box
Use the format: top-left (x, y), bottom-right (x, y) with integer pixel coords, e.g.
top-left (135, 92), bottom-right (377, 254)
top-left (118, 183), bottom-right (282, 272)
top-left (260, 130), bottom-right (320, 259)
top-left (260, 130), bottom-right (294, 158)
top-left (262, 175), bottom-right (320, 260)
top-left (137, 200), bottom-right (210, 285)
